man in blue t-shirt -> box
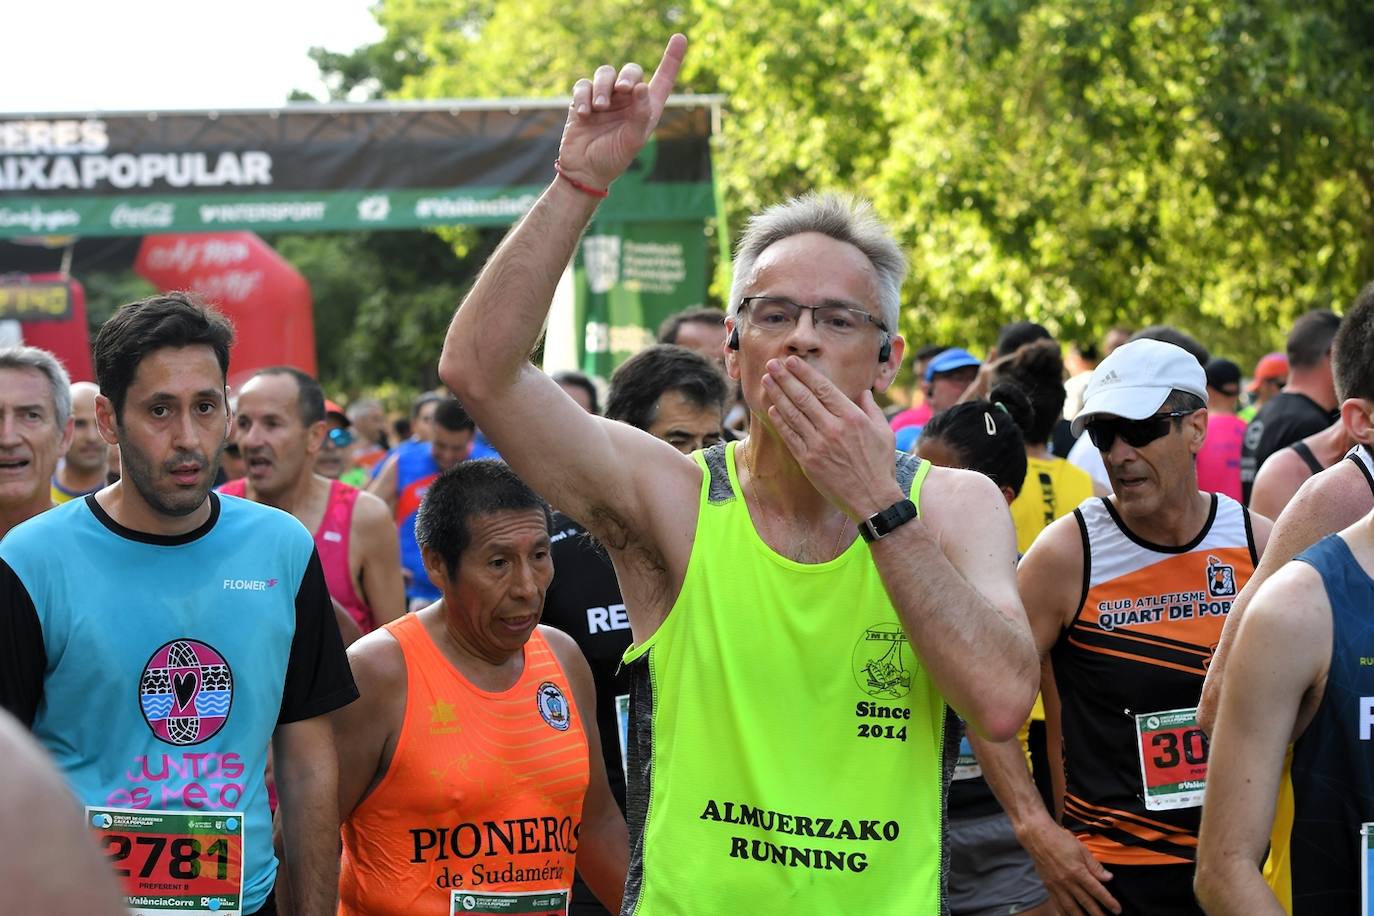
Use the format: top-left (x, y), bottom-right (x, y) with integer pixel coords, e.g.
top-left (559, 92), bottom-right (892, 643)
top-left (367, 398), bottom-right (474, 608)
top-left (0, 292), bottom-right (357, 916)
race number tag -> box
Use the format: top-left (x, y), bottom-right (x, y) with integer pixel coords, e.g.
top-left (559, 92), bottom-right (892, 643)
top-left (449, 889), bottom-right (570, 915)
top-left (1135, 708), bottom-right (1209, 811)
top-left (88, 806), bottom-right (245, 915)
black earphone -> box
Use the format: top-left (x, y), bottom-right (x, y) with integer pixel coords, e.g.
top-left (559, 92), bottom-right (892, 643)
top-left (729, 327), bottom-right (892, 363)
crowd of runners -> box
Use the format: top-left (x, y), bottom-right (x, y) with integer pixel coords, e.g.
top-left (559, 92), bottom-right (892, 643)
top-left (2, 33), bottom-right (1371, 916)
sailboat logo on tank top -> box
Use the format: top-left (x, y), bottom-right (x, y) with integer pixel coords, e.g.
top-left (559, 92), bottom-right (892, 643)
top-left (852, 623), bottom-right (914, 699)
top-left (138, 639), bottom-right (234, 745)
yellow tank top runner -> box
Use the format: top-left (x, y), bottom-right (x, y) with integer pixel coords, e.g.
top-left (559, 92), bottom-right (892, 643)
top-left (621, 441), bottom-right (953, 915)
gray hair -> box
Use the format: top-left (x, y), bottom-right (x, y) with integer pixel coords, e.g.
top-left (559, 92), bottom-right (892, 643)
top-left (0, 346), bottom-right (72, 430)
top-left (727, 192), bottom-right (907, 334)
top-left (346, 397), bottom-right (383, 419)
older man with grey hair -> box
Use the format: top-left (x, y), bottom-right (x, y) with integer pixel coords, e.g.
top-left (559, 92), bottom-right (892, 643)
top-left (0, 346), bottom-right (72, 537)
top-left (437, 35), bottom-right (1037, 915)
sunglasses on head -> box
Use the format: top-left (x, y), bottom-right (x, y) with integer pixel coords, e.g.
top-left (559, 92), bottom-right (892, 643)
top-left (327, 427), bottom-right (354, 448)
top-left (1085, 409), bottom-right (1198, 451)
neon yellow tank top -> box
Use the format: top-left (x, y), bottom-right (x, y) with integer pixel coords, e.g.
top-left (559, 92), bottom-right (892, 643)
top-left (621, 442), bottom-right (952, 915)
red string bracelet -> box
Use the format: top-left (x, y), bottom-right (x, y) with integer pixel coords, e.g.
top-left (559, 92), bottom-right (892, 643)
top-left (553, 159), bottom-right (610, 199)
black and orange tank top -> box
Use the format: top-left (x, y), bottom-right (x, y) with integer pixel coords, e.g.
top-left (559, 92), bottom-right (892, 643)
top-left (1052, 494), bottom-right (1256, 866)
top-left (339, 614), bottom-right (589, 914)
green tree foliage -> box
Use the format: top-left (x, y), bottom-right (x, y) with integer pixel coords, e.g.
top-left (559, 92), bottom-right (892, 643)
top-left (303, 0), bottom-right (1374, 368)
top-left (264, 229), bottom-right (501, 394)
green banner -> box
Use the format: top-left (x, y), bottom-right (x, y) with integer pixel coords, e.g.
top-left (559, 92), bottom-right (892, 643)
top-left (574, 219), bottom-right (710, 377)
top-left (0, 182), bottom-right (716, 238)
top-left (1, 100), bottom-right (724, 371)
top-left (0, 102), bottom-right (719, 237)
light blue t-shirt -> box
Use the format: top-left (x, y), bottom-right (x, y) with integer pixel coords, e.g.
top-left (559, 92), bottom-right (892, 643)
top-left (0, 493), bottom-right (356, 913)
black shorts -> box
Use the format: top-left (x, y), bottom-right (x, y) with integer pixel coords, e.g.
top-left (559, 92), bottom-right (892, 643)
top-left (249, 891), bottom-right (276, 915)
top-left (1103, 863), bottom-right (1202, 916)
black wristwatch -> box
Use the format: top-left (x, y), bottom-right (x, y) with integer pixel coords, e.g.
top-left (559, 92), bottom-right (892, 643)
top-left (858, 498), bottom-right (918, 542)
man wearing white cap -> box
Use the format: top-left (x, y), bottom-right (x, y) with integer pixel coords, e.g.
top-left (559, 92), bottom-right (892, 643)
top-left (968, 339), bottom-right (1272, 915)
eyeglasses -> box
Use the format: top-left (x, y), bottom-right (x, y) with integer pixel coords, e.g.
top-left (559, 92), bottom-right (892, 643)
top-left (326, 427), bottom-right (354, 449)
top-left (1085, 410), bottom-right (1199, 451)
top-left (738, 296), bottom-right (886, 337)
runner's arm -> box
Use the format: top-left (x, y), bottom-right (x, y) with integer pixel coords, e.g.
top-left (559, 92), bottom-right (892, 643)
top-left (1198, 467), bottom-right (1348, 734)
top-left (352, 490), bottom-right (406, 626)
top-left (332, 631), bottom-right (406, 819)
top-left (544, 627), bottom-right (628, 912)
top-left (437, 39), bottom-right (701, 582)
top-left (1194, 562), bottom-right (1328, 915)
top-left (757, 355), bottom-right (1035, 739)
top-left (970, 728), bottom-right (1119, 916)
top-left (0, 709), bottom-right (126, 915)
top-left (0, 559), bottom-right (44, 724)
top-left (968, 518), bottom-right (1120, 916)
top-left (332, 598), bottom-right (363, 647)
top-left (273, 715), bottom-right (341, 915)
top-left (1247, 450), bottom-right (1307, 522)
top-left (274, 551), bottom-right (358, 915)
top-left (365, 454), bottom-right (399, 513)
top-left (872, 466), bottom-right (1037, 740)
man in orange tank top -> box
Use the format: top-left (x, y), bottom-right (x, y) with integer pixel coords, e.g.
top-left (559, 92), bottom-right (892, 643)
top-left (224, 368), bottom-right (404, 635)
top-left (970, 338), bottom-right (1273, 916)
top-left (334, 461), bottom-right (627, 915)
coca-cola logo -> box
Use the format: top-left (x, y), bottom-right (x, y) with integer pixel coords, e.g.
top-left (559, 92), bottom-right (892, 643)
top-left (111, 202), bottom-right (174, 229)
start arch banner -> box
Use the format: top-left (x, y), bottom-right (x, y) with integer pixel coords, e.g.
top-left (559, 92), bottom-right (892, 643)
top-left (0, 98), bottom-right (723, 377)
top-left (0, 100), bottom-right (718, 237)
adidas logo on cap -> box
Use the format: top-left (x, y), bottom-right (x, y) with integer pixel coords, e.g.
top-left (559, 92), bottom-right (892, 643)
top-left (1099, 369), bottom-right (1121, 385)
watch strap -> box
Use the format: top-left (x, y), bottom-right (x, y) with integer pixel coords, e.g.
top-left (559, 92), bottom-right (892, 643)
top-left (858, 498), bottom-right (918, 542)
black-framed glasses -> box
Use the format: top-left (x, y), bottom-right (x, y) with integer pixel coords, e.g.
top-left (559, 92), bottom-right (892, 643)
top-left (738, 296), bottom-right (886, 337)
top-left (326, 427), bottom-right (354, 449)
top-left (1086, 410), bottom-right (1199, 451)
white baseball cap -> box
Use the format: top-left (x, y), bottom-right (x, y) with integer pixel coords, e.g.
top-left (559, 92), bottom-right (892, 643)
top-left (1071, 338), bottom-right (1208, 437)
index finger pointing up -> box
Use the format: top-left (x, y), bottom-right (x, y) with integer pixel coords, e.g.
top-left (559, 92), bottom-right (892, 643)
top-left (647, 34), bottom-right (688, 115)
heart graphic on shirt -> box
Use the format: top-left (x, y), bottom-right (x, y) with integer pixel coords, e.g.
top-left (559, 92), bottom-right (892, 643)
top-left (172, 671), bottom-right (199, 712)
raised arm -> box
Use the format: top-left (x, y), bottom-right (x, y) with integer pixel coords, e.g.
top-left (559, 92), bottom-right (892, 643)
top-left (438, 37), bottom-right (699, 556)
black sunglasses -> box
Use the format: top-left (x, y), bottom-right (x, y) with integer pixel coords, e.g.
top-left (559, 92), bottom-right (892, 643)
top-left (1086, 409), bottom-right (1199, 451)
